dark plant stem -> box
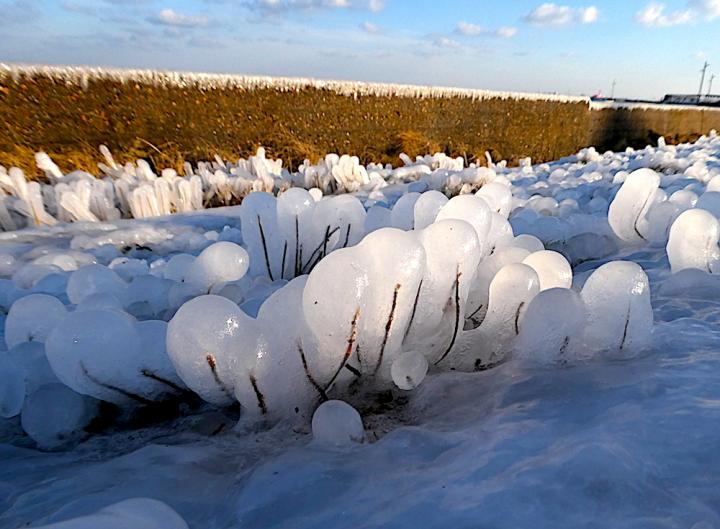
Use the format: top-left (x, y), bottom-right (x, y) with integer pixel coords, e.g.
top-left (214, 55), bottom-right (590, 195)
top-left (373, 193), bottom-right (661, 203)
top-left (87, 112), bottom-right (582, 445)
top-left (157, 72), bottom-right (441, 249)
top-left (434, 266), bottom-right (462, 366)
top-left (374, 283), bottom-right (402, 375)
top-left (324, 307), bottom-right (360, 392)
top-left (257, 214), bottom-right (275, 281)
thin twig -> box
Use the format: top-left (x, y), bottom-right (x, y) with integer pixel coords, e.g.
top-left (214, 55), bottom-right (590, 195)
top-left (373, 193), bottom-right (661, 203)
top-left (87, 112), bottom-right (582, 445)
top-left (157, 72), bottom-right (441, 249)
top-left (324, 307), bottom-right (360, 392)
top-left (403, 280), bottom-right (423, 342)
top-left (249, 374), bottom-right (268, 415)
top-left (297, 340), bottom-right (328, 402)
top-left (434, 266), bottom-right (462, 366)
top-left (374, 283), bottom-right (402, 375)
top-left (80, 361), bottom-right (151, 404)
top-left (257, 214), bottom-right (275, 281)
top-left (206, 353), bottom-right (233, 400)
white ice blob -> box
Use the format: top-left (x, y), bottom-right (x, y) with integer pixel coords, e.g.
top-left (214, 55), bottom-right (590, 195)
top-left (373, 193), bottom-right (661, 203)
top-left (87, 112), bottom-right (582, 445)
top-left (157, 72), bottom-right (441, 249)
top-left (66, 264), bottom-right (126, 305)
top-left (162, 253), bottom-right (196, 282)
top-left (46, 309), bottom-right (167, 405)
top-left (403, 220), bottom-right (481, 362)
top-left (167, 295), bottom-right (257, 406)
top-left (608, 168), bottom-right (660, 243)
top-left (465, 246), bottom-right (531, 327)
top-left (185, 242), bottom-right (249, 293)
top-left (496, 234), bottom-right (545, 253)
top-left (238, 276), bottom-right (322, 423)
top-left (522, 250), bottom-right (573, 291)
top-left (449, 263), bottom-right (540, 371)
top-left (390, 192), bottom-right (421, 231)
top-left (580, 261), bottom-right (653, 357)
top-left (303, 228), bottom-right (425, 387)
top-left (436, 195), bottom-right (491, 255)
top-left (667, 208), bottom-right (720, 273)
top-left (413, 190), bottom-right (448, 230)
top-left (5, 293), bottom-right (67, 348)
top-left (514, 288), bottom-right (587, 364)
top-left (391, 351), bottom-right (428, 390)
top-left (311, 400), bottom-right (364, 446)
top-left (21, 383), bottom-right (96, 450)
top-left (476, 182), bottom-right (512, 218)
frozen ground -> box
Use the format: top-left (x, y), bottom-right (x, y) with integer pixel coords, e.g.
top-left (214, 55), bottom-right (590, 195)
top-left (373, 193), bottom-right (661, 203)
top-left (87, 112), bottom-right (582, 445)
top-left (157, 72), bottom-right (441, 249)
top-left (2, 134), bottom-right (720, 528)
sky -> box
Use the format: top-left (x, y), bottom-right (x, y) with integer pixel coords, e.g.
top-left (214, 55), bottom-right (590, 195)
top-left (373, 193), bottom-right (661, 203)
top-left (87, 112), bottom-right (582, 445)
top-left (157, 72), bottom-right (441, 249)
top-left (1, 0), bottom-right (719, 100)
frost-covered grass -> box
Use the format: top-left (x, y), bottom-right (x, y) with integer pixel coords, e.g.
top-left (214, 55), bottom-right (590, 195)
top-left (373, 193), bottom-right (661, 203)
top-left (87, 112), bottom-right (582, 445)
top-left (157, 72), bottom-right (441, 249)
top-left (2, 131), bottom-right (720, 528)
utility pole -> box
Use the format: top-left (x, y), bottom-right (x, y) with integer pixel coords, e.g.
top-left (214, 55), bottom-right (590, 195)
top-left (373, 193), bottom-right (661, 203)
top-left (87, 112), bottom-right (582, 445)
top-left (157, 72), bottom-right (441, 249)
top-left (708, 74), bottom-right (716, 96)
top-left (610, 79), bottom-right (617, 99)
top-left (699, 61), bottom-right (709, 101)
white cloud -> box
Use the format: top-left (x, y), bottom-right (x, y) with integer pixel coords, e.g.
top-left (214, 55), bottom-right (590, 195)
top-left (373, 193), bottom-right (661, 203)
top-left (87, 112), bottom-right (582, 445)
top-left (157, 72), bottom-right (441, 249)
top-left (149, 8), bottom-right (209, 28)
top-left (434, 37), bottom-right (460, 48)
top-left (635, 3), bottom-right (694, 26)
top-left (253, 0), bottom-right (384, 12)
top-left (360, 21), bottom-right (380, 33)
top-left (495, 26), bottom-right (518, 38)
top-left (689, 0), bottom-right (720, 19)
top-left (635, 0), bottom-right (720, 27)
top-left (524, 3), bottom-right (599, 27)
top-left (456, 21), bottom-right (518, 38)
top-left (456, 21), bottom-right (484, 36)
top-left (368, 0), bottom-right (384, 12)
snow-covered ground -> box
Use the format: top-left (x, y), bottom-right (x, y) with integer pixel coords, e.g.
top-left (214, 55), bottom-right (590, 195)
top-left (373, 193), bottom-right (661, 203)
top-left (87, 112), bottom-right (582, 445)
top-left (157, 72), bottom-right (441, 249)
top-left (2, 132), bottom-right (720, 528)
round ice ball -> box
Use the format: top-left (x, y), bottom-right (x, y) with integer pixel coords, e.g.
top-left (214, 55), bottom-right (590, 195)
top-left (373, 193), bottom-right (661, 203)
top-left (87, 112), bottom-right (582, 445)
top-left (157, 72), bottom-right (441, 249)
top-left (5, 293), bottom-right (67, 348)
top-left (45, 309), bottom-right (143, 405)
top-left (167, 295), bottom-right (253, 406)
top-left (185, 242), bottom-right (249, 292)
top-left (76, 292), bottom-right (123, 312)
top-left (391, 351), bottom-right (429, 390)
top-left (522, 250), bottom-right (572, 291)
top-left (311, 400), bottom-right (364, 446)
top-left (0, 355), bottom-right (25, 418)
top-left (21, 383), bottom-right (95, 450)
top-left (66, 264), bottom-right (127, 305)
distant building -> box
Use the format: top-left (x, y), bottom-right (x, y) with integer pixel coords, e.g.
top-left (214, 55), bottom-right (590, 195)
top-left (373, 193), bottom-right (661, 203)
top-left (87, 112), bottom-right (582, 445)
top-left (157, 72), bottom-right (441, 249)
top-left (662, 94), bottom-right (720, 106)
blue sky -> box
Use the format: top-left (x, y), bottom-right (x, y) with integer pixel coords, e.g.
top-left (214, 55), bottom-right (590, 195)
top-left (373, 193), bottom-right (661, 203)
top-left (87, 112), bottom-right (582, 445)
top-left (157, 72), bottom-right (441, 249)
top-left (1, 0), bottom-right (719, 99)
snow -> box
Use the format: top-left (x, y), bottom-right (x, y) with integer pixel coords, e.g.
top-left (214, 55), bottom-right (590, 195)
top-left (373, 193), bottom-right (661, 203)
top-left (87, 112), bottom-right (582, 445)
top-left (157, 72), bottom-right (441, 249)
top-left (3, 132), bottom-right (720, 528)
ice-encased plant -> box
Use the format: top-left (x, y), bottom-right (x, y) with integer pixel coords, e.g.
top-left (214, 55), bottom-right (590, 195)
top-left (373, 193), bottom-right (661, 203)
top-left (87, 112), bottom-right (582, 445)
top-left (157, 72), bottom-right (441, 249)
top-left (608, 168), bottom-right (661, 243)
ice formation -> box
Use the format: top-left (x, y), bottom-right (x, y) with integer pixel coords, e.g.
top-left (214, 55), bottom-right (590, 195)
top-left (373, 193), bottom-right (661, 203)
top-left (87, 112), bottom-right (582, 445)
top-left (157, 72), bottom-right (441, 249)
top-left (311, 400), bottom-right (364, 446)
top-left (4, 128), bottom-right (720, 499)
top-left (21, 384), bottom-right (96, 450)
top-left (580, 261), bottom-right (653, 357)
top-left (667, 209), bottom-right (720, 273)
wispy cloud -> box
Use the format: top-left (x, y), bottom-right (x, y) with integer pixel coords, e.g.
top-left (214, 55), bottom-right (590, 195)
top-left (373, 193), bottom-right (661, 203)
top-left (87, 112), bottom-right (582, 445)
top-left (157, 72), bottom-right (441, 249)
top-left (524, 3), bottom-right (599, 27)
top-left (148, 8), bottom-right (209, 28)
top-left (456, 21), bottom-right (517, 38)
top-left (635, 3), bottom-right (693, 27)
top-left (434, 36), bottom-right (460, 49)
top-left (636, 0), bottom-right (720, 27)
top-left (690, 0), bottom-right (720, 19)
top-left (250, 0), bottom-right (384, 13)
